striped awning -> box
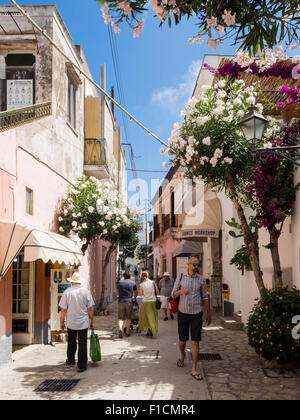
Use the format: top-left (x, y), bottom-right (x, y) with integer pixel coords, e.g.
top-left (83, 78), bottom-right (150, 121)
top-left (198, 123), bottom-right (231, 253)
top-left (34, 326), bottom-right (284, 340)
top-left (0, 220), bottom-right (82, 279)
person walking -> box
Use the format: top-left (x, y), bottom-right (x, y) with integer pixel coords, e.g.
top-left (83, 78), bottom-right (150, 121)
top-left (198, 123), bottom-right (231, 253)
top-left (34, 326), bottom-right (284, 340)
top-left (118, 272), bottom-right (138, 338)
top-left (158, 272), bottom-right (174, 321)
top-left (138, 271), bottom-right (159, 337)
top-left (172, 256), bottom-right (211, 381)
top-left (59, 272), bottom-right (95, 373)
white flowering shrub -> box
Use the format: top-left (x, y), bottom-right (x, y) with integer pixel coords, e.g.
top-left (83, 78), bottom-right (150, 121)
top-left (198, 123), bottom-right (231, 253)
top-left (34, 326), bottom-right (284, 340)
top-left (167, 77), bottom-right (263, 187)
top-left (58, 176), bottom-right (142, 253)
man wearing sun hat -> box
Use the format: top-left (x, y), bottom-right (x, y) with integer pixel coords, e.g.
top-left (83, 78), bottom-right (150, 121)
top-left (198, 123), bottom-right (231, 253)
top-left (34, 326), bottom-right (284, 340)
top-left (59, 272), bottom-right (95, 373)
top-left (158, 272), bottom-right (174, 321)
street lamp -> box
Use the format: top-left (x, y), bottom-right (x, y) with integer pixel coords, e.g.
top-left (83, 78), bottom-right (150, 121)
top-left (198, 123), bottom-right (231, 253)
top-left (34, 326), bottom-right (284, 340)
top-left (239, 105), bottom-right (268, 148)
top-left (239, 105), bottom-right (300, 167)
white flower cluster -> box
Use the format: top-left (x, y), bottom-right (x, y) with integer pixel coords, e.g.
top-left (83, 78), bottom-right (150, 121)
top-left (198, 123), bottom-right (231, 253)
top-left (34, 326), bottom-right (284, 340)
top-left (58, 177), bottom-right (135, 239)
top-left (234, 47), bottom-right (288, 73)
top-left (166, 78), bottom-right (263, 173)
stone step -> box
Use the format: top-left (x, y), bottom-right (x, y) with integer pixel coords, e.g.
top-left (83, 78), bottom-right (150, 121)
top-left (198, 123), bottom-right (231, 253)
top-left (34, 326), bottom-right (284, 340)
top-left (220, 317), bottom-right (244, 330)
top-left (233, 312), bottom-right (242, 323)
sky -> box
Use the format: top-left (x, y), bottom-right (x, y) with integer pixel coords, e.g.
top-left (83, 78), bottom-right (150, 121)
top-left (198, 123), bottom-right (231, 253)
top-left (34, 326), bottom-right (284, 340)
top-left (2, 0), bottom-right (300, 229)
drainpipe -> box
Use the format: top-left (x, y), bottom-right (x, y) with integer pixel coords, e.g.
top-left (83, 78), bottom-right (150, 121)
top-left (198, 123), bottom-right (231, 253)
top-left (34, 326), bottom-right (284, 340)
top-left (100, 64), bottom-right (105, 138)
top-left (0, 56), bottom-right (5, 111)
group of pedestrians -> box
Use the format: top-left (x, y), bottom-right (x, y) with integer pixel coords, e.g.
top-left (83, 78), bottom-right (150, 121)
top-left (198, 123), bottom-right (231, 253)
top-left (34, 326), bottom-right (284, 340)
top-left (117, 256), bottom-right (211, 381)
top-left (58, 256), bottom-right (211, 381)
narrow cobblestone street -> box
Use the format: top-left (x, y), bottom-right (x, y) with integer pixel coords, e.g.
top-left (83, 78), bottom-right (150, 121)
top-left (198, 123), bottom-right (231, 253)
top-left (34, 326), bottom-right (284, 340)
top-left (0, 300), bottom-right (299, 400)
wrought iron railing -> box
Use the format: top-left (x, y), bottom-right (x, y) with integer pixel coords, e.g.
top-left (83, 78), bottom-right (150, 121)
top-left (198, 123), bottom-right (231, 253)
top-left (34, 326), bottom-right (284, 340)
top-left (84, 138), bottom-right (108, 167)
top-left (0, 102), bottom-right (51, 132)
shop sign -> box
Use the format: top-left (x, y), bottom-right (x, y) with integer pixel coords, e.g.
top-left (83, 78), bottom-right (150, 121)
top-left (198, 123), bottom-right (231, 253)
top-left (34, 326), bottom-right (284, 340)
top-left (7, 79), bottom-right (33, 110)
top-left (182, 229), bottom-right (218, 238)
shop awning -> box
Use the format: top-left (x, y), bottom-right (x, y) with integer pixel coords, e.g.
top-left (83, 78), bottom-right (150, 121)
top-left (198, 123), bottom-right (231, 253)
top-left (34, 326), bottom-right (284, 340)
top-left (173, 240), bottom-right (203, 257)
top-left (0, 220), bottom-right (82, 279)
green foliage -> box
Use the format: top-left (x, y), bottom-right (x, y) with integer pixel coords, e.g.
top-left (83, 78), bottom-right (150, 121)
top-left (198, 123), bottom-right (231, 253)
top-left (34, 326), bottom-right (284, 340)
top-left (230, 245), bottom-right (252, 272)
top-left (134, 243), bottom-right (147, 261)
top-left (247, 287), bottom-right (300, 364)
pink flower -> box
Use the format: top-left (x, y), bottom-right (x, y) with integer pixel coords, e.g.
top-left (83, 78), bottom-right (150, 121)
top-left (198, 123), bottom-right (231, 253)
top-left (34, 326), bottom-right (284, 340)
top-left (202, 136), bottom-right (211, 145)
top-left (207, 38), bottom-right (218, 50)
top-left (118, 1), bottom-right (132, 16)
top-left (210, 157), bottom-right (218, 167)
top-left (162, 162), bottom-right (168, 169)
top-left (206, 16), bottom-right (218, 27)
top-left (133, 20), bottom-right (144, 38)
top-left (216, 25), bottom-right (225, 35)
top-left (111, 22), bottom-right (120, 34)
top-left (222, 10), bottom-right (236, 26)
top-left (223, 157), bottom-right (233, 164)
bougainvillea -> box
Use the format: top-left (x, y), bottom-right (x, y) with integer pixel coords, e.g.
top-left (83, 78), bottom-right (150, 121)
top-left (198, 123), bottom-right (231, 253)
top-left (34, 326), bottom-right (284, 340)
top-left (277, 86), bottom-right (300, 110)
top-left (245, 120), bottom-right (300, 235)
top-left (210, 59), bottom-right (300, 81)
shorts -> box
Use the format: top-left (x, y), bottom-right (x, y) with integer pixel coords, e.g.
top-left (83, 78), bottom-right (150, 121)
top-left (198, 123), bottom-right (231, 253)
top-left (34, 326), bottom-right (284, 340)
top-left (160, 296), bottom-right (171, 309)
top-left (118, 302), bottom-right (133, 320)
top-left (178, 311), bottom-right (203, 342)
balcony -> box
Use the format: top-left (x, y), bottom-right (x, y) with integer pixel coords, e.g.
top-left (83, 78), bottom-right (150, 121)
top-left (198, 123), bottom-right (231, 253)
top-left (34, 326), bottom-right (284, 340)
top-left (84, 138), bottom-right (109, 180)
top-left (0, 102), bottom-right (51, 132)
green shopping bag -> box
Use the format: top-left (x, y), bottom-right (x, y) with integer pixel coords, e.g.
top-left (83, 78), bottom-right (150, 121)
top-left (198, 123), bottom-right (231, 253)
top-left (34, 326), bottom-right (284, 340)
top-left (90, 329), bottom-right (101, 362)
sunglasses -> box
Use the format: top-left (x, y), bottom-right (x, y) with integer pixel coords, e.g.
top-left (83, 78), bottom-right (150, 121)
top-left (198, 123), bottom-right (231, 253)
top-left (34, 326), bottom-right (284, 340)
top-left (189, 263), bottom-right (201, 267)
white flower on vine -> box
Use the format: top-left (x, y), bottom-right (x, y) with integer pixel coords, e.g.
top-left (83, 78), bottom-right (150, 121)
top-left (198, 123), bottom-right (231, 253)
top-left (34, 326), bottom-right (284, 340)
top-left (223, 157), bottom-right (233, 164)
top-left (202, 137), bottom-right (211, 145)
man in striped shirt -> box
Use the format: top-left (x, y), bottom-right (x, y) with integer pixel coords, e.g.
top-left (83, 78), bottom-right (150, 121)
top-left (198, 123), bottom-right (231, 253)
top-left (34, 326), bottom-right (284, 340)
top-left (172, 256), bottom-right (211, 381)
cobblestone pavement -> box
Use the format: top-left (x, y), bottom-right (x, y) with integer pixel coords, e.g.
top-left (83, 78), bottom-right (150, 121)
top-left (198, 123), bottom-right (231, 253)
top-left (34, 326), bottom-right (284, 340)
top-left (1, 300), bottom-right (299, 400)
top-left (0, 299), bottom-right (207, 400)
top-left (200, 313), bottom-right (300, 400)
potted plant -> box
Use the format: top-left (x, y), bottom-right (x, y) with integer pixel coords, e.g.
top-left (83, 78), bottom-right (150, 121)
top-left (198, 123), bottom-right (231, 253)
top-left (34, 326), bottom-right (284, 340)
top-left (247, 287), bottom-right (300, 367)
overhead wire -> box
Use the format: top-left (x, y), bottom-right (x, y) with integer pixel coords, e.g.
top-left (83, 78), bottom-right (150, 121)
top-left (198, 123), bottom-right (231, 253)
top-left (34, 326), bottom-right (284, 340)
top-left (107, 24), bottom-right (139, 184)
top-left (8, 0), bottom-right (168, 148)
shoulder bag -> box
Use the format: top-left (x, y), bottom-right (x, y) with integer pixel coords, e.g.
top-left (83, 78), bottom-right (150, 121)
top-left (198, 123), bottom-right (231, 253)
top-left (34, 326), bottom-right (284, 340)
top-left (169, 274), bottom-right (183, 314)
top-left (153, 281), bottom-right (162, 310)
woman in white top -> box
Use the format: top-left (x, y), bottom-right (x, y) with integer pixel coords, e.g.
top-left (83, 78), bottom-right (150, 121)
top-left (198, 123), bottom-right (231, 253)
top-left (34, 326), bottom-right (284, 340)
top-left (139, 271), bottom-right (159, 336)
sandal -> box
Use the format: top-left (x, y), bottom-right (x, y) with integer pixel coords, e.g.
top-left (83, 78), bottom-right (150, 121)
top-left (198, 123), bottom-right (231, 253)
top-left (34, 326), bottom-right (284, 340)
top-left (177, 352), bottom-right (186, 367)
top-left (191, 373), bottom-right (203, 381)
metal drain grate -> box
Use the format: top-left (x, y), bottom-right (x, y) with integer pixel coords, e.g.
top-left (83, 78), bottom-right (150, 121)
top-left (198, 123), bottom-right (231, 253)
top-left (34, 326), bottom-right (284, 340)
top-left (198, 353), bottom-right (222, 361)
top-left (35, 379), bottom-right (80, 392)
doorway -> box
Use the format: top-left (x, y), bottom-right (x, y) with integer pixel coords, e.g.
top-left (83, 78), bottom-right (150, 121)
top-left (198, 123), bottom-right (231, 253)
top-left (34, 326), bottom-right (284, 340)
top-left (12, 251), bottom-right (35, 345)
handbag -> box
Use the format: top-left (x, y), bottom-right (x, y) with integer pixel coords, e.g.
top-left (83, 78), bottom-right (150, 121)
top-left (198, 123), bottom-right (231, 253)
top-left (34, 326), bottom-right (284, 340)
top-left (90, 329), bottom-right (101, 362)
top-left (169, 274), bottom-right (183, 314)
top-left (153, 281), bottom-right (162, 310)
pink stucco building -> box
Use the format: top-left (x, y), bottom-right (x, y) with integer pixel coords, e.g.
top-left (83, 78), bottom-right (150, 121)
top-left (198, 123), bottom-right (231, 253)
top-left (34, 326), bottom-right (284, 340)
top-left (0, 5), bottom-right (125, 367)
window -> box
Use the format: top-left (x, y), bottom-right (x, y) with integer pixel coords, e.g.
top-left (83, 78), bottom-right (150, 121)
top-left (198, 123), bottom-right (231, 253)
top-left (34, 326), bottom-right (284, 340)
top-left (12, 252), bottom-right (30, 315)
top-left (26, 187), bottom-right (33, 215)
top-left (68, 76), bottom-right (77, 129)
